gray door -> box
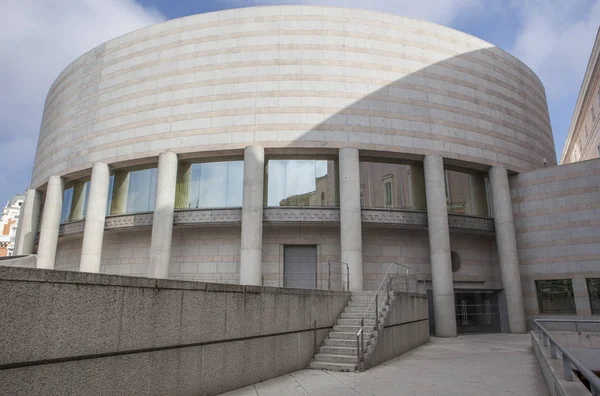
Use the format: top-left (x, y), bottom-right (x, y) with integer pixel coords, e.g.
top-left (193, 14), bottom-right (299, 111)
top-left (284, 245), bottom-right (317, 289)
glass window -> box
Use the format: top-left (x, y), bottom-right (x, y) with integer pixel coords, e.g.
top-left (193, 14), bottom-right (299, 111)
top-left (126, 168), bottom-right (157, 213)
top-left (106, 175), bottom-right (115, 216)
top-left (60, 187), bottom-right (74, 224)
top-left (359, 162), bottom-right (425, 210)
top-left (383, 176), bottom-right (393, 208)
top-left (587, 278), bottom-right (600, 315)
top-left (266, 159), bottom-right (338, 207)
top-left (445, 169), bottom-right (490, 216)
top-left (535, 279), bottom-right (576, 314)
top-left (176, 161), bottom-right (243, 209)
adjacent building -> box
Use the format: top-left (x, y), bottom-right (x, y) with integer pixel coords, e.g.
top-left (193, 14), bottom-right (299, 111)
top-left (561, 27), bottom-right (600, 164)
top-left (0, 193), bottom-right (25, 256)
top-left (12, 6), bottom-right (600, 336)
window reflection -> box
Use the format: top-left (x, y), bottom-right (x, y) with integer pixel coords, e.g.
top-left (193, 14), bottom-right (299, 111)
top-left (535, 279), bottom-right (576, 314)
top-left (266, 160), bottom-right (338, 207)
top-left (175, 161), bottom-right (244, 209)
top-left (60, 187), bottom-right (74, 224)
top-left (444, 169), bottom-right (490, 216)
top-left (359, 162), bottom-right (425, 210)
top-left (587, 278), bottom-right (600, 315)
top-left (126, 168), bottom-right (157, 213)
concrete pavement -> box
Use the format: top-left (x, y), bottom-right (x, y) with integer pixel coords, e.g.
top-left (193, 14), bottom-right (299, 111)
top-left (220, 334), bottom-right (548, 396)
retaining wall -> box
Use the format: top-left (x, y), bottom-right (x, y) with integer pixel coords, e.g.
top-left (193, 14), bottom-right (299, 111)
top-left (0, 267), bottom-right (350, 395)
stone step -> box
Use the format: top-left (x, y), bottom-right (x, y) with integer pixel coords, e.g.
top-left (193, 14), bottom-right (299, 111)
top-left (340, 312), bottom-right (382, 319)
top-left (334, 325), bottom-right (374, 333)
top-left (308, 361), bottom-right (357, 372)
top-left (319, 346), bottom-right (358, 356)
top-left (328, 331), bottom-right (373, 340)
top-left (314, 353), bottom-right (358, 364)
top-left (344, 305), bottom-right (388, 313)
top-left (324, 338), bottom-right (358, 347)
top-left (348, 300), bottom-right (385, 310)
top-left (337, 318), bottom-right (377, 326)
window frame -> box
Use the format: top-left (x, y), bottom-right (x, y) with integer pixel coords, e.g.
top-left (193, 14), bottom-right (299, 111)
top-left (382, 175), bottom-right (393, 208)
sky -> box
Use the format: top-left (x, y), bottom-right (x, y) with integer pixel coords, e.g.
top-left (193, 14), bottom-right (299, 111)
top-left (0, 0), bottom-right (599, 207)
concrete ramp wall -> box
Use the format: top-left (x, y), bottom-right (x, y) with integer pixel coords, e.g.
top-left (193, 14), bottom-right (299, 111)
top-left (0, 267), bottom-right (350, 395)
top-left (365, 292), bottom-right (429, 369)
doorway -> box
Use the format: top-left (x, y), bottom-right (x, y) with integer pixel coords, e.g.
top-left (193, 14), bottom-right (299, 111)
top-left (283, 245), bottom-right (317, 289)
top-left (455, 291), bottom-right (501, 333)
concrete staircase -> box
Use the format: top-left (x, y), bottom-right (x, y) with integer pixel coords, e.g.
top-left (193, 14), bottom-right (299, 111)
top-left (309, 291), bottom-right (391, 372)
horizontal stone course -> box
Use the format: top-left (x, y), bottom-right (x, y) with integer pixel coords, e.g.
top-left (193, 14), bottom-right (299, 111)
top-left (31, 6), bottom-right (553, 189)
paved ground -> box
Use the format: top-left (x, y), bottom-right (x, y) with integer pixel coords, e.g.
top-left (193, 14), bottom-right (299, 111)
top-left (220, 334), bottom-right (548, 396)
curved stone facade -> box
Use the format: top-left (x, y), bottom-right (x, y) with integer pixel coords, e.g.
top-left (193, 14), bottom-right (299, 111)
top-left (32, 6), bottom-right (553, 189)
top-left (19, 6), bottom-right (559, 336)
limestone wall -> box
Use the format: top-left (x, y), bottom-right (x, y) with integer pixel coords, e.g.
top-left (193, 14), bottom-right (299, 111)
top-left (0, 266), bottom-right (350, 395)
top-left (510, 158), bottom-right (600, 320)
top-left (32, 6), bottom-right (553, 189)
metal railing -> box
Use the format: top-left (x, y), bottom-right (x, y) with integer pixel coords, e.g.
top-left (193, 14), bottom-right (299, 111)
top-left (356, 262), bottom-right (425, 366)
top-left (533, 319), bottom-right (600, 395)
top-left (261, 260), bottom-right (350, 291)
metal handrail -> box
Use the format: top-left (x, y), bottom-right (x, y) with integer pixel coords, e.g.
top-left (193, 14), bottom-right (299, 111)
top-left (533, 319), bottom-right (600, 395)
top-left (355, 262), bottom-right (422, 367)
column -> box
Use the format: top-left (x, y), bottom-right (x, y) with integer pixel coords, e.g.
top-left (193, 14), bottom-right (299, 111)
top-left (79, 163), bottom-right (110, 273)
top-left (37, 175), bottom-right (64, 269)
top-left (489, 166), bottom-right (526, 333)
top-left (14, 188), bottom-right (42, 255)
top-left (424, 155), bottom-right (456, 337)
top-left (339, 148), bottom-right (363, 292)
top-left (149, 152), bottom-right (178, 279)
top-left (239, 145), bottom-right (264, 286)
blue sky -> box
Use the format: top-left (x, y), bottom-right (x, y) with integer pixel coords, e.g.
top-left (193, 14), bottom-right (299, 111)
top-left (1, 0), bottom-right (599, 207)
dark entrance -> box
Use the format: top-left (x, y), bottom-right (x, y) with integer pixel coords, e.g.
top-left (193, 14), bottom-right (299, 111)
top-left (455, 291), bottom-right (501, 333)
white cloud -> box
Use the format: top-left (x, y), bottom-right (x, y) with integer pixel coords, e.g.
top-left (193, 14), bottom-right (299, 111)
top-left (0, 0), bottom-right (164, 205)
top-left (511, 0), bottom-right (600, 100)
top-left (221, 0), bottom-right (481, 25)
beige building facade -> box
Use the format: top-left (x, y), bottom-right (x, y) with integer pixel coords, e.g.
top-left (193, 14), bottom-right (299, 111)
top-left (561, 28), bottom-right (600, 164)
top-left (14, 6), bottom-right (600, 335)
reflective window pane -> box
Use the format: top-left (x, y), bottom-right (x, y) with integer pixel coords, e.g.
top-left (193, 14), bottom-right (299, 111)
top-left (176, 161), bottom-right (243, 209)
top-left (445, 169), bottom-right (489, 216)
top-left (60, 187), bottom-right (74, 224)
top-left (587, 278), bottom-right (600, 315)
top-left (359, 162), bottom-right (425, 210)
top-left (266, 160), bottom-right (338, 207)
top-left (106, 175), bottom-right (115, 216)
top-left (127, 168), bottom-right (157, 213)
top-left (535, 279), bottom-right (576, 314)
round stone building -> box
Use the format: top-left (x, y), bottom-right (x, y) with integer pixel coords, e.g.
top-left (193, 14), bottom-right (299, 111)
top-left (15, 6), bottom-right (555, 337)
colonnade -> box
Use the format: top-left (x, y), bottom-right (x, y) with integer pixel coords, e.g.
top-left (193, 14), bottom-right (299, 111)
top-left (15, 147), bottom-right (526, 335)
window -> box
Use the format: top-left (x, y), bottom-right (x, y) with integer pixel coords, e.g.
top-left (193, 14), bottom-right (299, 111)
top-left (109, 167), bottom-right (157, 215)
top-left (445, 169), bottom-right (490, 216)
top-left (585, 124), bottom-right (589, 138)
top-left (587, 278), bottom-right (600, 315)
top-left (383, 175), bottom-right (393, 208)
top-left (360, 184), bottom-right (365, 207)
top-left (358, 162), bottom-right (425, 210)
top-left (127, 168), bottom-right (157, 213)
top-left (60, 187), bottom-right (74, 224)
top-left (175, 161), bottom-right (243, 209)
top-left (592, 107), bottom-right (596, 121)
top-left (266, 159), bottom-right (338, 207)
top-left (535, 279), bottom-right (576, 314)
